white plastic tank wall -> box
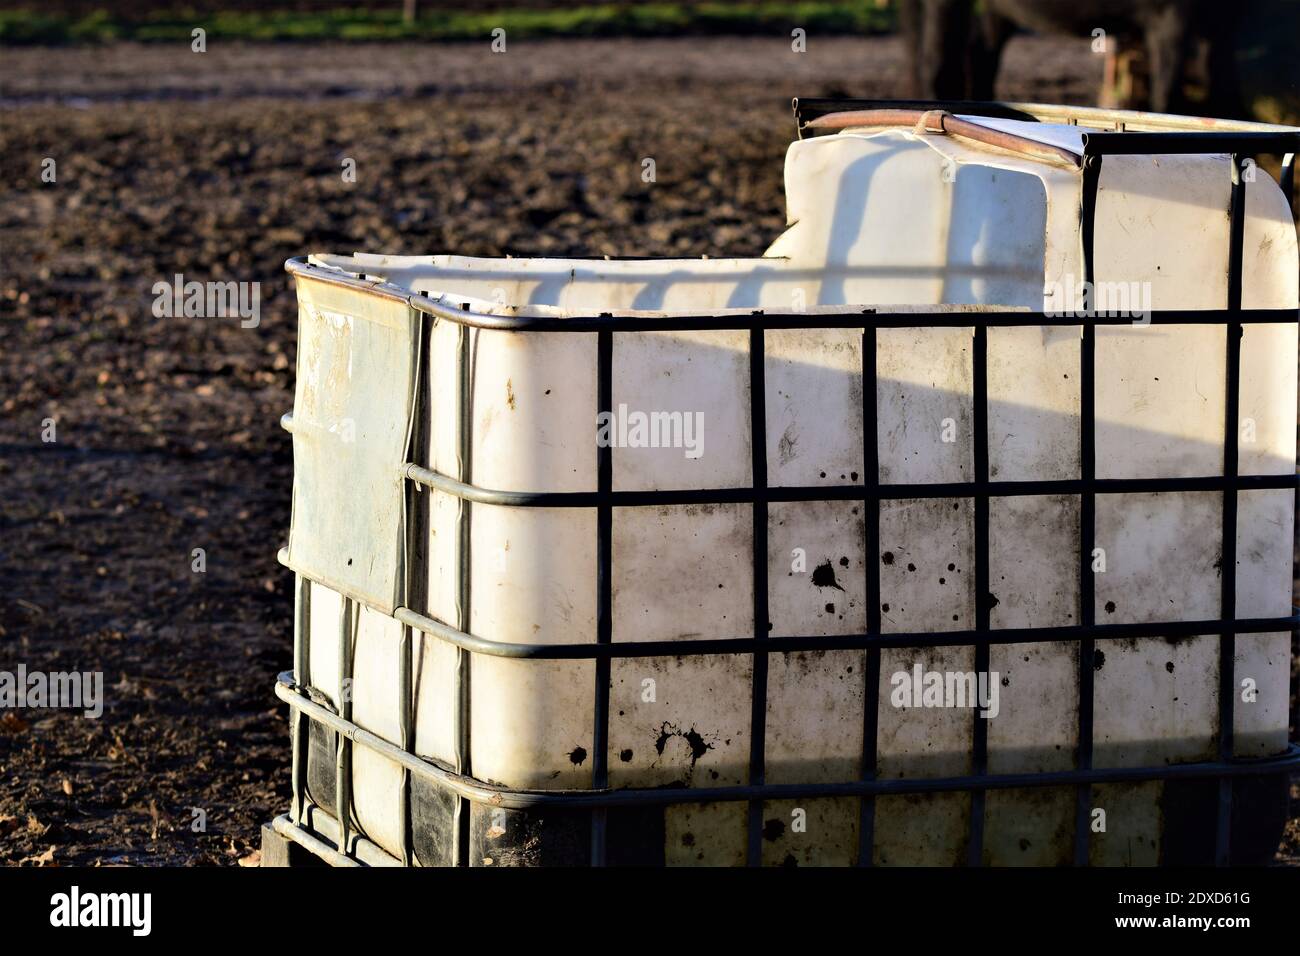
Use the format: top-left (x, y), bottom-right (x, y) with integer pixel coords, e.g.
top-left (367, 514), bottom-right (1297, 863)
top-left (286, 116), bottom-right (1299, 866)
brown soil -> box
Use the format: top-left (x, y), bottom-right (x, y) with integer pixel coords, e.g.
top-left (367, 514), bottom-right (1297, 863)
top-left (0, 34), bottom-right (1294, 866)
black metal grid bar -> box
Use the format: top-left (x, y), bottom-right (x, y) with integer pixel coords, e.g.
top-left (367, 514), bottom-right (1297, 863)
top-left (857, 328), bottom-right (881, 867)
top-left (406, 306), bottom-right (1300, 334)
top-left (1073, 154), bottom-right (1101, 866)
top-left (968, 324), bottom-right (990, 866)
top-left (1082, 132), bottom-right (1300, 156)
top-left (1216, 157), bottom-right (1248, 864)
top-left (385, 604), bottom-right (1299, 657)
top-left (746, 327), bottom-right (770, 867)
top-left (405, 465), bottom-right (1299, 508)
top-left (453, 324), bottom-right (473, 866)
top-left (590, 328), bottom-right (613, 866)
top-left (289, 257), bottom-right (1300, 335)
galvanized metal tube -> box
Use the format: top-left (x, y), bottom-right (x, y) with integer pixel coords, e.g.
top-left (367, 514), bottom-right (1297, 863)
top-left (397, 623), bottom-right (413, 867)
top-left (285, 256), bottom-right (413, 305)
top-left (335, 598), bottom-right (355, 860)
top-left (275, 674), bottom-right (1300, 809)
top-left (286, 260), bottom-right (1296, 334)
top-left (396, 307), bottom-right (431, 868)
top-left (271, 814), bottom-right (361, 868)
top-left (404, 300), bottom-right (1299, 331)
top-left (1013, 104), bottom-right (1300, 135)
top-left (290, 575), bottom-right (311, 826)
top-left (402, 460), bottom-right (1299, 510)
top-left (294, 804), bottom-right (404, 868)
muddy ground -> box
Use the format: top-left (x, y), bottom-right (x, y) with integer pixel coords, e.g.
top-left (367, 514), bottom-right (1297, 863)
top-left (0, 34), bottom-right (1296, 866)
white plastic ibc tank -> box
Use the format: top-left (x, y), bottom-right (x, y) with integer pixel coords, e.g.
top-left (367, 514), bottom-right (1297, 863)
top-left (279, 106), bottom-right (1300, 867)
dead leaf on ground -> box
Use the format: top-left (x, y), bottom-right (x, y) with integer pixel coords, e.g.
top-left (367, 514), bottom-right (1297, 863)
top-left (0, 713), bottom-right (29, 734)
top-left (20, 846), bottom-right (57, 866)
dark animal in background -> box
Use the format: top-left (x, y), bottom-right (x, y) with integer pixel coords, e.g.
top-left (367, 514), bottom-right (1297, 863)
top-left (897, 0), bottom-right (974, 107)
top-left (898, 0), bottom-right (1246, 116)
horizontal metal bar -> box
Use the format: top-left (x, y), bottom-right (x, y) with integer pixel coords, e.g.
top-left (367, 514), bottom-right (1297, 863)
top-left (273, 809), bottom-right (403, 868)
top-left (394, 607), bottom-right (1300, 659)
top-left (271, 813), bottom-right (360, 868)
top-left (1083, 131), bottom-right (1300, 156)
top-left (287, 423), bottom-right (1299, 506)
top-left (287, 258), bottom-right (1297, 333)
top-left (282, 417), bottom-right (1296, 511)
top-left (401, 460), bottom-right (1299, 508)
top-left (407, 303), bottom-right (1299, 332)
top-left (278, 543), bottom-right (1298, 661)
top-left (276, 674), bottom-right (1300, 811)
top-left (284, 256), bottom-right (414, 305)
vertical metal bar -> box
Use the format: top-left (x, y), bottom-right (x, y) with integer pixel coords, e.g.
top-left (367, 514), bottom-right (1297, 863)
top-left (291, 574), bottom-right (311, 826)
top-left (336, 596), bottom-right (354, 856)
top-left (1074, 154), bottom-right (1102, 866)
top-left (857, 325), bottom-right (881, 867)
top-left (453, 324), bottom-right (473, 866)
top-left (591, 328), bottom-right (613, 866)
top-left (398, 311), bottom-right (431, 867)
top-left (1216, 156), bottom-right (1246, 865)
top-left (746, 325), bottom-right (770, 867)
top-left (397, 623), bottom-right (413, 866)
top-left (1280, 153), bottom-right (1294, 207)
top-left (968, 323), bottom-right (990, 866)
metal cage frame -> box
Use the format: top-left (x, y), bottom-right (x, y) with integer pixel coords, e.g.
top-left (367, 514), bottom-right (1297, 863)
top-left (271, 100), bottom-right (1300, 867)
